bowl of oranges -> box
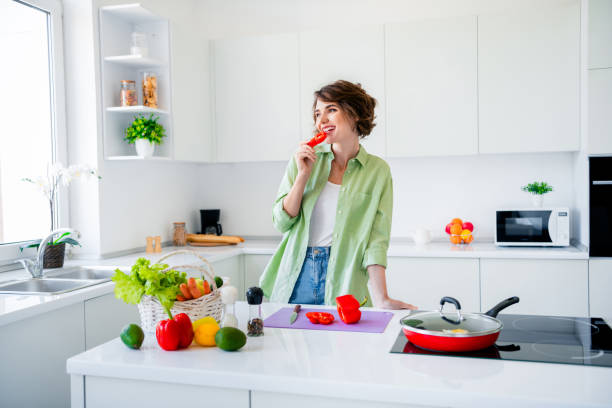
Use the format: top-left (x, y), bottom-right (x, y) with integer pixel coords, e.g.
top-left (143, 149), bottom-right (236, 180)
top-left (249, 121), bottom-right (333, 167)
top-left (445, 218), bottom-right (474, 245)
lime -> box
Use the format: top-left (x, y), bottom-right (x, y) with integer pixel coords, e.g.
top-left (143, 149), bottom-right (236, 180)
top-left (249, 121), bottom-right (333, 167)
top-left (215, 327), bottom-right (247, 351)
top-left (214, 276), bottom-right (223, 289)
top-left (120, 323), bottom-right (144, 349)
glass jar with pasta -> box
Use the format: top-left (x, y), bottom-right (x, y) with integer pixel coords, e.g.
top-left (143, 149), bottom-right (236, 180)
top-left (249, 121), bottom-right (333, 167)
top-left (142, 72), bottom-right (158, 108)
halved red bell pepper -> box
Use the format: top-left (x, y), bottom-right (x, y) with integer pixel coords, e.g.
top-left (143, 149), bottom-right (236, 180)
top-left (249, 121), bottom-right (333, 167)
top-left (306, 131), bottom-right (327, 148)
top-left (336, 294), bottom-right (367, 324)
top-left (305, 311), bottom-right (335, 325)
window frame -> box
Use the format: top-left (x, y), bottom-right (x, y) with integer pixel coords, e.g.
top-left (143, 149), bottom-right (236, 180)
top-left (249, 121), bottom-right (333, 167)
top-left (0, 0), bottom-right (68, 268)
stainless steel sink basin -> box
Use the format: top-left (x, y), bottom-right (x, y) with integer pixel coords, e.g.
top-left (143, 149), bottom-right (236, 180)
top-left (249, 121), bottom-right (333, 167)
top-left (45, 266), bottom-right (115, 281)
top-left (0, 266), bottom-right (118, 295)
top-left (0, 278), bottom-right (98, 295)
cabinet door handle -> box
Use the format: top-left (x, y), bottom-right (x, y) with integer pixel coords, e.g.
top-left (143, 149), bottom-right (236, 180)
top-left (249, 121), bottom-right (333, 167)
top-left (592, 180), bottom-right (612, 185)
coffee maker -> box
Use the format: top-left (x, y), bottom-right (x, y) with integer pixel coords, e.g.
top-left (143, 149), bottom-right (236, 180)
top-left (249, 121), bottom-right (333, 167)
top-left (200, 209), bottom-right (222, 236)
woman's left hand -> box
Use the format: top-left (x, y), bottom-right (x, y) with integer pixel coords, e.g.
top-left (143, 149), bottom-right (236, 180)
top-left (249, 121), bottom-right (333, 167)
top-left (378, 297), bottom-right (417, 310)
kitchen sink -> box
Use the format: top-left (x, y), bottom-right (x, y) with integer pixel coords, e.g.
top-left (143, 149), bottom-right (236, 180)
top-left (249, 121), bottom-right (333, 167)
top-left (0, 278), bottom-right (99, 295)
top-left (44, 266), bottom-right (116, 281)
top-left (0, 266), bottom-right (118, 296)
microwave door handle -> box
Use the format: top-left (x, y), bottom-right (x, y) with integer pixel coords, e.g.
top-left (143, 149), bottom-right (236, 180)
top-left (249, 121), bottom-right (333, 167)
top-left (593, 180), bottom-right (612, 185)
top-left (548, 212), bottom-right (557, 242)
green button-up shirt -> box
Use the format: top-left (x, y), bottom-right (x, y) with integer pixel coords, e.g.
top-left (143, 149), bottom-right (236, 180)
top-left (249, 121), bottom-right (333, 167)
top-left (259, 143), bottom-right (393, 306)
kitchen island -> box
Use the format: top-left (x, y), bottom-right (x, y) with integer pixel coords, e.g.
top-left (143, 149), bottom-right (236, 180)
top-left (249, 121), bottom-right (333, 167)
top-left (67, 302), bottom-right (612, 408)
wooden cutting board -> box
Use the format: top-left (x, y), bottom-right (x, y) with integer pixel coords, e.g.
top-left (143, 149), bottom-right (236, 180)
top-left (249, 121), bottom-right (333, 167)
top-left (188, 242), bottom-right (237, 247)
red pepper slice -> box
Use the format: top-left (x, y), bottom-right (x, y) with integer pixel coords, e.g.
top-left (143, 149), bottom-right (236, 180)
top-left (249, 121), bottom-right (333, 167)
top-left (305, 311), bottom-right (335, 324)
top-left (306, 131), bottom-right (327, 148)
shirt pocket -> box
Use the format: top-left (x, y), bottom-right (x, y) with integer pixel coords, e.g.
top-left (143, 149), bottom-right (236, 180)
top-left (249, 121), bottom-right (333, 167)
top-left (345, 191), bottom-right (376, 230)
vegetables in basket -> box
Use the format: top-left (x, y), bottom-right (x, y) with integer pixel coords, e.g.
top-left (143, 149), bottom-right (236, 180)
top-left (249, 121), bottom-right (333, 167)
top-left (112, 257), bottom-right (187, 319)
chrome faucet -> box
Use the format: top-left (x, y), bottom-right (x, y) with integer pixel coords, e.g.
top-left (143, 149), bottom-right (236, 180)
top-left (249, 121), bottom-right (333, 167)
top-left (15, 228), bottom-right (80, 278)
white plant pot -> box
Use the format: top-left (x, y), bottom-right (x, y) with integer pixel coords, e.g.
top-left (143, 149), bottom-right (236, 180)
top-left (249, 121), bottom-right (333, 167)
top-left (531, 194), bottom-right (544, 208)
top-left (135, 139), bottom-right (155, 158)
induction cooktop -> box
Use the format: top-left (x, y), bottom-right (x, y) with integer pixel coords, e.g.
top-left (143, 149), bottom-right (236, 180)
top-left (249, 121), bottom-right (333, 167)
top-left (390, 314), bottom-right (612, 367)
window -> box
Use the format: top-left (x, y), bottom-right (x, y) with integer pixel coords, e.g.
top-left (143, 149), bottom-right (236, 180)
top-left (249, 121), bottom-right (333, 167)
top-left (0, 0), bottom-right (66, 264)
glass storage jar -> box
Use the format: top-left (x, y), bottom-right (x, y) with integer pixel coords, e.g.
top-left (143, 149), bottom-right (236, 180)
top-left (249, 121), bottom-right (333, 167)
top-left (119, 80), bottom-right (137, 106)
top-left (142, 72), bottom-right (158, 108)
top-left (172, 222), bottom-right (186, 246)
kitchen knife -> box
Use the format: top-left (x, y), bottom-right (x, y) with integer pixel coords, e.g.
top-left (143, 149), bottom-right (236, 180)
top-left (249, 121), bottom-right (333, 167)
top-left (289, 304), bottom-right (301, 324)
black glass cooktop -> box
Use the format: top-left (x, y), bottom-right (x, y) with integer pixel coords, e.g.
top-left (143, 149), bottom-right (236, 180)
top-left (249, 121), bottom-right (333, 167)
top-left (390, 314), bottom-right (612, 367)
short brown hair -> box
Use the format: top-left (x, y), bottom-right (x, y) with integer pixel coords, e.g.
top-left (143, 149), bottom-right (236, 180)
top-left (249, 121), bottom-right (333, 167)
top-left (313, 80), bottom-right (377, 138)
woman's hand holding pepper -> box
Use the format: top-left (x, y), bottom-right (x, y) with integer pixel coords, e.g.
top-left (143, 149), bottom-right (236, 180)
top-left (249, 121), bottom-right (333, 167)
top-left (294, 141), bottom-right (317, 178)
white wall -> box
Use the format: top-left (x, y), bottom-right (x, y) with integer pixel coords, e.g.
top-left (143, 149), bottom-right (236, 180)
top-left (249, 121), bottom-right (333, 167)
top-left (197, 153), bottom-right (578, 240)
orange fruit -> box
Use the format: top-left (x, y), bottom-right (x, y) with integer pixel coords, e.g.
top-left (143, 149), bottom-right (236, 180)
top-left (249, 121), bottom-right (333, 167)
top-left (450, 235), bottom-right (462, 244)
top-left (450, 223), bottom-right (463, 235)
top-left (450, 218), bottom-right (463, 225)
top-left (463, 234), bottom-right (474, 244)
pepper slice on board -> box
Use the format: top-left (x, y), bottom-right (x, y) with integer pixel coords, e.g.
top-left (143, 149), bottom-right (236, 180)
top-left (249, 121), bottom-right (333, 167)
top-left (305, 311), bottom-right (335, 325)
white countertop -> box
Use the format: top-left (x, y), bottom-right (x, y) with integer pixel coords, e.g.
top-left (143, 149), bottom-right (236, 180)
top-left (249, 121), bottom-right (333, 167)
top-left (0, 239), bottom-right (588, 327)
top-left (66, 302), bottom-right (612, 408)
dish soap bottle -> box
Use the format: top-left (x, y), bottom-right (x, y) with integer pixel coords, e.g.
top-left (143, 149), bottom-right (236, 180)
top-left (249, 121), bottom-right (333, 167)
top-left (220, 285), bottom-right (238, 328)
top-left (246, 286), bottom-right (264, 336)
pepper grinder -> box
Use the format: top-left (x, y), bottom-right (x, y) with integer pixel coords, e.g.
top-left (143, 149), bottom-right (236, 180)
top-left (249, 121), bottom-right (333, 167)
top-left (246, 286), bottom-right (264, 336)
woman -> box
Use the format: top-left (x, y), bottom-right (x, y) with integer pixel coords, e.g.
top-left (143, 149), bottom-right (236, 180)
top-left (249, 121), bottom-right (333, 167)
top-left (259, 80), bottom-right (416, 310)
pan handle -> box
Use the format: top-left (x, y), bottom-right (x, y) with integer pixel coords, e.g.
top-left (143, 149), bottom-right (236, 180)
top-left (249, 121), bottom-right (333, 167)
top-left (439, 296), bottom-right (463, 323)
top-left (484, 296), bottom-right (520, 318)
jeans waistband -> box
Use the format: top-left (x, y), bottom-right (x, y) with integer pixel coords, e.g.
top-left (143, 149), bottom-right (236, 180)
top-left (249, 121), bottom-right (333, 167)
top-left (306, 246), bottom-right (331, 258)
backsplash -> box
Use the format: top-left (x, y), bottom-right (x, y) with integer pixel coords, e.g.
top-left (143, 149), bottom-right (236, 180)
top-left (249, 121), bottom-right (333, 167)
top-left (197, 151), bottom-right (577, 241)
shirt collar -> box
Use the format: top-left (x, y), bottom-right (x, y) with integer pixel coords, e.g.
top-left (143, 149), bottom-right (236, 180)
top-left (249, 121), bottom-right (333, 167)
top-left (318, 143), bottom-right (369, 167)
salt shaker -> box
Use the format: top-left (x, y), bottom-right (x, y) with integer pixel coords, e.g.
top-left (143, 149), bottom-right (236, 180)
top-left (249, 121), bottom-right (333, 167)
top-left (220, 285), bottom-right (238, 328)
top-left (246, 286), bottom-right (264, 336)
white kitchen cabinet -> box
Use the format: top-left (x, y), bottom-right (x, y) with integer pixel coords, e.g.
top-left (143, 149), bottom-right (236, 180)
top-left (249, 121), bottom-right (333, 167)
top-left (170, 16), bottom-right (212, 162)
top-left (84, 292), bottom-right (141, 349)
top-left (588, 68), bottom-right (612, 155)
top-left (213, 33), bottom-right (300, 162)
top-left (478, 3), bottom-right (580, 153)
top-left (589, 259), bottom-right (612, 323)
top-left (589, 0), bottom-right (612, 69)
top-left (211, 256), bottom-right (244, 300)
top-left (0, 303), bottom-right (85, 408)
top-left (99, 4), bottom-right (174, 160)
top-left (385, 257), bottom-right (480, 312)
top-left (480, 259), bottom-right (588, 316)
top-left (252, 391), bottom-right (425, 408)
top-left (245, 254), bottom-right (272, 291)
top-left (385, 16), bottom-right (477, 157)
top-left (299, 25), bottom-right (386, 157)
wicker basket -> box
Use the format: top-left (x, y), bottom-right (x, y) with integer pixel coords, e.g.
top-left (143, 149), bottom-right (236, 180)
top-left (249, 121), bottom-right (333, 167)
top-left (137, 250), bottom-right (224, 332)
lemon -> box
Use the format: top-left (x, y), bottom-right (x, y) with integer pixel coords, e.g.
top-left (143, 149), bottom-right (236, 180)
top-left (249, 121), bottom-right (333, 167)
top-left (192, 316), bottom-right (218, 332)
top-left (194, 322), bottom-right (220, 347)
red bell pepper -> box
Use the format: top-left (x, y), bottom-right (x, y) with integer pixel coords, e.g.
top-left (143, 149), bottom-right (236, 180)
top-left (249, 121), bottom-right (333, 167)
top-left (155, 312), bottom-right (194, 350)
top-left (306, 131), bottom-right (327, 148)
top-left (336, 294), bottom-right (367, 324)
top-left (305, 311), bottom-right (335, 325)
top-left (156, 318), bottom-right (182, 350)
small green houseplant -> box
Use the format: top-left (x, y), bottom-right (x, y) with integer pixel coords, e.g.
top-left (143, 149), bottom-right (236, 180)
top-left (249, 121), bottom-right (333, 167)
top-left (125, 114), bottom-right (166, 157)
top-left (521, 181), bottom-right (553, 207)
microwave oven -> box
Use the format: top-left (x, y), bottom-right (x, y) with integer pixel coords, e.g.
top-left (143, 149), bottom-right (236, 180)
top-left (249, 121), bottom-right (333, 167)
top-left (495, 208), bottom-right (570, 247)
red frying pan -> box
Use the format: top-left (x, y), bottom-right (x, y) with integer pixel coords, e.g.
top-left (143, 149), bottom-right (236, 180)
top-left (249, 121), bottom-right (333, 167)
top-left (400, 296), bottom-right (520, 352)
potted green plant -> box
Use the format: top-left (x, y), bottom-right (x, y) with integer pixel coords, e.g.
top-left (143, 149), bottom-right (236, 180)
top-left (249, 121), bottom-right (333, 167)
top-left (521, 181), bottom-right (553, 207)
top-left (125, 114), bottom-right (166, 157)
top-left (20, 232), bottom-right (81, 268)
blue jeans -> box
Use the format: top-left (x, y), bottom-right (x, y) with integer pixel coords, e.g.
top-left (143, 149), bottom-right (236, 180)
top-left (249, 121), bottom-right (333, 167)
top-left (289, 247), bottom-right (330, 305)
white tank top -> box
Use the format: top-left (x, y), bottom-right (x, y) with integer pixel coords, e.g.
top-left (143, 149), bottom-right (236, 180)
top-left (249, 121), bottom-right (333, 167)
top-left (308, 181), bottom-right (341, 247)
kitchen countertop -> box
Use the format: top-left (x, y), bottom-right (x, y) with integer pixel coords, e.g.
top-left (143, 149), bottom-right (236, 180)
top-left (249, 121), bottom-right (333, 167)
top-left (0, 239), bottom-right (588, 327)
top-left (66, 302), bottom-right (612, 408)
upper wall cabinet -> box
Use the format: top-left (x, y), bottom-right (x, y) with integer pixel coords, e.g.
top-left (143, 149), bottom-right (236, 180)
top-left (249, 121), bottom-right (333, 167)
top-left (478, 3), bottom-right (580, 154)
top-left (385, 16), bottom-right (478, 157)
top-left (170, 23), bottom-right (212, 162)
top-left (588, 68), bottom-right (612, 155)
top-left (213, 34), bottom-right (300, 163)
top-left (589, 0), bottom-right (612, 69)
top-left (99, 4), bottom-right (173, 160)
top-left (299, 25), bottom-right (386, 158)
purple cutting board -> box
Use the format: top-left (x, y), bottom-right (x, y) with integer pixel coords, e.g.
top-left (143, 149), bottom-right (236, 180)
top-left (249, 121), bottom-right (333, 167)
top-left (263, 307), bottom-right (393, 333)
